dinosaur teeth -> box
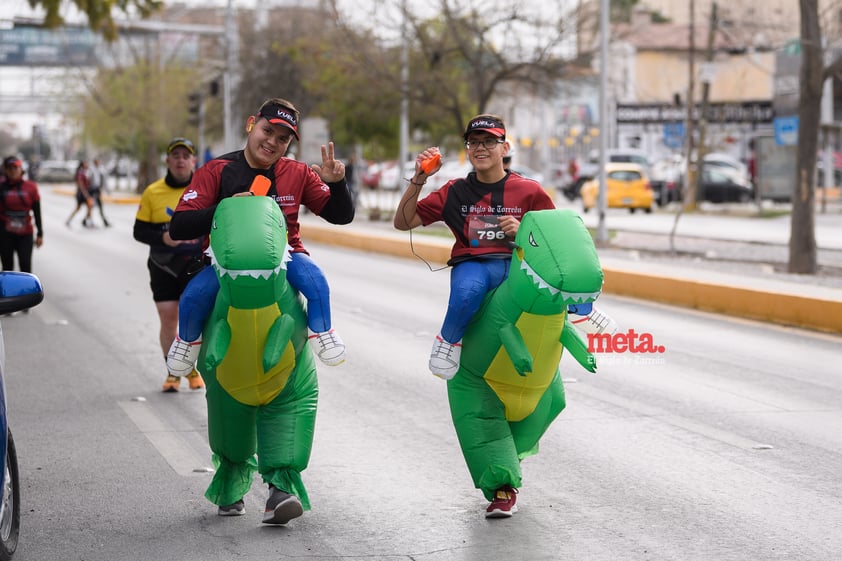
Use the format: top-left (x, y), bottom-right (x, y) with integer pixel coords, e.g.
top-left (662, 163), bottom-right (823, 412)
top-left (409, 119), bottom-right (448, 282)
top-left (519, 259), bottom-right (602, 303)
top-left (520, 259), bottom-right (560, 295)
top-left (206, 243), bottom-right (293, 280)
top-left (561, 290), bottom-right (602, 303)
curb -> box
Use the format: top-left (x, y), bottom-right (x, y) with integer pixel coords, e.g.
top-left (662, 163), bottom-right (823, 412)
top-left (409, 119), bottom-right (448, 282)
top-left (302, 223), bottom-right (842, 335)
top-left (53, 187), bottom-right (141, 205)
top-left (599, 266), bottom-right (842, 334)
top-left (53, 186), bottom-right (842, 334)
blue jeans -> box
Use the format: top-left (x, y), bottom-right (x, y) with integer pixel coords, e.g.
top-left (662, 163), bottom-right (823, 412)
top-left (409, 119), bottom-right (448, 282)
top-left (440, 258), bottom-right (509, 344)
top-left (178, 252), bottom-right (332, 341)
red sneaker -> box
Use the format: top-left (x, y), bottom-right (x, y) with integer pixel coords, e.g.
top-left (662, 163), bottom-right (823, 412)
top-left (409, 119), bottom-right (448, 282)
top-left (485, 486), bottom-right (518, 518)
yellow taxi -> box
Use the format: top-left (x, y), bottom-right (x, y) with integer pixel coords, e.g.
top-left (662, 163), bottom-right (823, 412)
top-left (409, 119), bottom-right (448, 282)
top-left (580, 162), bottom-right (654, 213)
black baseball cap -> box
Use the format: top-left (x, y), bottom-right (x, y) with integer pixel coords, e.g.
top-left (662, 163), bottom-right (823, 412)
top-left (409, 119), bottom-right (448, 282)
top-left (258, 103), bottom-right (300, 140)
top-left (167, 138), bottom-right (195, 155)
top-left (463, 115), bottom-right (506, 140)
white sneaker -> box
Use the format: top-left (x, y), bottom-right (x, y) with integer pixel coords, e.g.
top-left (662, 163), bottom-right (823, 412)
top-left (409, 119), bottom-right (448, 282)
top-left (166, 335), bottom-right (202, 377)
top-left (429, 334), bottom-right (461, 380)
top-left (308, 329), bottom-right (346, 366)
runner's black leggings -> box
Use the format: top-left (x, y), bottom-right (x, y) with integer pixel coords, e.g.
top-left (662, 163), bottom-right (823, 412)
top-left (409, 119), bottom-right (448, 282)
top-left (0, 232), bottom-right (34, 272)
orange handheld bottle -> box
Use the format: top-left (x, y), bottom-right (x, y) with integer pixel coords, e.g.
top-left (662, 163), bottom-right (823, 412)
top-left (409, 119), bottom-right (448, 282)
top-left (249, 175), bottom-right (271, 196)
top-left (420, 153), bottom-right (441, 175)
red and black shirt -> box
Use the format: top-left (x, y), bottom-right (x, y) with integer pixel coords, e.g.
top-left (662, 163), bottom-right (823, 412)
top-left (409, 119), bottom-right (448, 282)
top-left (416, 171), bottom-right (555, 264)
top-left (169, 150), bottom-right (354, 253)
top-left (0, 177), bottom-right (42, 237)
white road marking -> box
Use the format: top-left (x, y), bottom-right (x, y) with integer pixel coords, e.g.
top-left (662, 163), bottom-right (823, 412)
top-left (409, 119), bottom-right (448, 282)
top-left (118, 399), bottom-right (214, 476)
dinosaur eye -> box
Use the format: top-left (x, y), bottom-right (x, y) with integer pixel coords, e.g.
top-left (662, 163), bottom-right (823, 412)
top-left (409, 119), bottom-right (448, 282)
top-left (212, 220), bottom-right (217, 230)
top-left (528, 232), bottom-right (538, 247)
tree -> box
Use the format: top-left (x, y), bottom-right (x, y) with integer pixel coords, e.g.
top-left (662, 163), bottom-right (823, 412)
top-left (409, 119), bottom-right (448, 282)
top-left (314, 0), bottom-right (578, 158)
top-left (26, 0), bottom-right (162, 40)
top-left (76, 54), bottom-right (206, 190)
top-left (790, 0), bottom-right (842, 274)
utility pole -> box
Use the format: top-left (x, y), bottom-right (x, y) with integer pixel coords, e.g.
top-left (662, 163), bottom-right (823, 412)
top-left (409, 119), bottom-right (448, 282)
top-left (595, 0), bottom-right (609, 244)
top-left (683, 0), bottom-right (697, 210)
top-left (694, 2), bottom-right (717, 210)
top-left (223, 0), bottom-right (238, 150)
top-left (398, 0), bottom-right (409, 170)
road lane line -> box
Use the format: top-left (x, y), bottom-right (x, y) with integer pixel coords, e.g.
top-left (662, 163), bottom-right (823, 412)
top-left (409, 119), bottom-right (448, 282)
top-left (118, 399), bottom-right (214, 476)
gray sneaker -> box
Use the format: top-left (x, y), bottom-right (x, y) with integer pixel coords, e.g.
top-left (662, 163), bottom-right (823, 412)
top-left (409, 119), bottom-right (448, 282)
top-left (262, 487), bottom-right (303, 525)
top-left (218, 499), bottom-right (245, 516)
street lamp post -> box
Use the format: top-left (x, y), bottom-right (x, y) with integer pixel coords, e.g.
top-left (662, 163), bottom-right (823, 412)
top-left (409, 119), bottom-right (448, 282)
top-left (596, 0), bottom-right (609, 243)
top-left (399, 0), bottom-right (410, 171)
top-left (224, 0), bottom-right (238, 150)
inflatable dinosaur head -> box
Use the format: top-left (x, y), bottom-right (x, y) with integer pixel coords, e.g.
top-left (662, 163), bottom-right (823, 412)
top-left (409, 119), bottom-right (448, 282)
top-left (508, 209), bottom-right (603, 314)
top-left (207, 196), bottom-right (292, 309)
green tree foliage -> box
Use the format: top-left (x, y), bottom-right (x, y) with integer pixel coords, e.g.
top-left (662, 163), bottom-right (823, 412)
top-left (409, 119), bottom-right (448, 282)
top-left (27, 0), bottom-right (162, 40)
top-left (235, 7), bottom-right (405, 160)
top-left (76, 59), bottom-right (205, 190)
top-left (308, 0), bottom-right (574, 159)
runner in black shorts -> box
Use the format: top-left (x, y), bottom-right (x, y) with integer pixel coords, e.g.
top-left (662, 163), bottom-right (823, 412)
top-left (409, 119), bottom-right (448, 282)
top-left (133, 137), bottom-right (207, 392)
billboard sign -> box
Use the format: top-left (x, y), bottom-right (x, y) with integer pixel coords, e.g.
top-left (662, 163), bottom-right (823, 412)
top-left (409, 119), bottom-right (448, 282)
top-left (0, 25), bottom-right (99, 66)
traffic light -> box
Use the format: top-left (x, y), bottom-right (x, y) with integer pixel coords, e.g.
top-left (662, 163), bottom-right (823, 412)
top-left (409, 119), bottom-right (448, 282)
top-left (209, 79), bottom-right (220, 97)
top-left (187, 92), bottom-right (202, 127)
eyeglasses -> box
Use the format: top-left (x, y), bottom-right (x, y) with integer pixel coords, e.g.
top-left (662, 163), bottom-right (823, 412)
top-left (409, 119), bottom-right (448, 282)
top-left (465, 138), bottom-right (505, 151)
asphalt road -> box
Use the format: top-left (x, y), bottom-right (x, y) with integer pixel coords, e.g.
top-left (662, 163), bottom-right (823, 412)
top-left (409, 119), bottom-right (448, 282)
top-left (2, 188), bottom-right (841, 560)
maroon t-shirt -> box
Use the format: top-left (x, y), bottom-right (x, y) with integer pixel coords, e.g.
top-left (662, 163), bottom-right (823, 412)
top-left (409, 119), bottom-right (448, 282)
top-left (0, 179), bottom-right (40, 235)
top-left (416, 171), bottom-right (555, 264)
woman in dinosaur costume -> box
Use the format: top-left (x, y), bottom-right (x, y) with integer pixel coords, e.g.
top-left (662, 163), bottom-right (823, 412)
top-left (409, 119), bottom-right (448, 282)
top-left (199, 195), bottom-right (317, 525)
top-left (448, 208), bottom-right (603, 517)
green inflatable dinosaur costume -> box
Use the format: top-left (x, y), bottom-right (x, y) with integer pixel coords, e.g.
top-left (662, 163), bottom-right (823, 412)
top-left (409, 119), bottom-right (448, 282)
top-left (198, 196), bottom-right (317, 513)
top-left (446, 208), bottom-right (604, 501)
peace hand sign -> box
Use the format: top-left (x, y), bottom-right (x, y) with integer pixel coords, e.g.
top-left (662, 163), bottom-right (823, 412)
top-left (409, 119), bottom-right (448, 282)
top-left (310, 141), bottom-right (345, 183)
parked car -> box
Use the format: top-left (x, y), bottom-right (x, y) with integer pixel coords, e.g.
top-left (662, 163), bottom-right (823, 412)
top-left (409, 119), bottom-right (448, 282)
top-left (650, 152), bottom-right (753, 205)
top-left (698, 167), bottom-right (754, 203)
top-left (650, 154), bottom-right (685, 206)
top-left (376, 160), bottom-right (403, 191)
top-left (509, 165), bottom-right (544, 185)
top-left (562, 148), bottom-right (654, 201)
top-left (580, 162), bottom-right (654, 213)
top-left (703, 152), bottom-right (749, 184)
top-left (34, 160), bottom-right (77, 183)
top-left (0, 271), bottom-right (45, 559)
top-left (424, 159), bottom-right (473, 193)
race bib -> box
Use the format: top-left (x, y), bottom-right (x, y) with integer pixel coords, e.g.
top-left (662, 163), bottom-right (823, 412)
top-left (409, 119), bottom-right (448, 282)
top-left (4, 212), bottom-right (28, 234)
top-left (468, 215), bottom-right (509, 248)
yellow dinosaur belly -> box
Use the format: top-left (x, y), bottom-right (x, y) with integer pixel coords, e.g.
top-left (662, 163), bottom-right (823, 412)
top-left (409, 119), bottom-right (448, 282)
top-left (484, 313), bottom-right (564, 422)
top-left (217, 305), bottom-right (296, 406)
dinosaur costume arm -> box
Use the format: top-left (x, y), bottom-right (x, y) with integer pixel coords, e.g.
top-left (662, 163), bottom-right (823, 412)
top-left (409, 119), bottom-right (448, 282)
top-left (561, 316), bottom-right (597, 373)
top-left (204, 292), bottom-right (233, 369)
top-left (264, 314), bottom-right (295, 372)
top-left (499, 323), bottom-right (532, 375)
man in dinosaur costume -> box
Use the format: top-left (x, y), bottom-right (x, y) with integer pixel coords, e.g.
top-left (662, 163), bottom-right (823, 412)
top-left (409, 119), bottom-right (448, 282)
top-left (198, 195), bottom-right (317, 525)
top-left (446, 208), bottom-right (603, 518)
